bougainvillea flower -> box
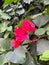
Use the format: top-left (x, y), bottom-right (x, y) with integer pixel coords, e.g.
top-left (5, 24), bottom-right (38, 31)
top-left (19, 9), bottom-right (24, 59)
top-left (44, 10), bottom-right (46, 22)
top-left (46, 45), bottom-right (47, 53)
top-left (15, 27), bottom-right (29, 40)
top-left (11, 39), bottom-right (22, 48)
top-left (31, 27), bottom-right (37, 31)
top-left (32, 37), bottom-right (38, 43)
top-left (22, 19), bottom-right (36, 32)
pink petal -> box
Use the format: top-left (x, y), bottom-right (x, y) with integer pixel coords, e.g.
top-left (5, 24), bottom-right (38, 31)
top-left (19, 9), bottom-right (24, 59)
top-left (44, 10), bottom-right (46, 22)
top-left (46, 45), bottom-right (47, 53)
top-left (11, 39), bottom-right (22, 48)
top-left (16, 34), bottom-right (29, 41)
top-left (22, 19), bottom-right (36, 32)
top-left (15, 27), bottom-right (29, 41)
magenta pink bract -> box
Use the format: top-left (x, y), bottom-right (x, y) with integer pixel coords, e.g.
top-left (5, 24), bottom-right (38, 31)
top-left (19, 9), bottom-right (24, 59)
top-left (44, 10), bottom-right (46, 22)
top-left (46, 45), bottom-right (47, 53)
top-left (22, 20), bottom-right (36, 32)
top-left (15, 27), bottom-right (29, 41)
top-left (11, 19), bottom-right (37, 48)
top-left (11, 39), bottom-right (22, 48)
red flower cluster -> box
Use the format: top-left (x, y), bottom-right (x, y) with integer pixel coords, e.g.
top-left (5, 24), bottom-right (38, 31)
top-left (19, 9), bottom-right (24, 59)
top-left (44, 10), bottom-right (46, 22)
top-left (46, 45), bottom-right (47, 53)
top-left (11, 19), bottom-right (37, 48)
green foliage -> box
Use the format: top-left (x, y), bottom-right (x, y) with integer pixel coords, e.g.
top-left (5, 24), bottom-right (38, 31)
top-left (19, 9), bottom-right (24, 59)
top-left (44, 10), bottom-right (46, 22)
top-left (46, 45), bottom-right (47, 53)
top-left (0, 9), bottom-right (11, 20)
top-left (0, 22), bottom-right (10, 33)
top-left (33, 14), bottom-right (49, 27)
top-left (46, 27), bottom-right (49, 32)
top-left (0, 54), bottom-right (7, 65)
top-left (39, 50), bottom-right (49, 61)
top-left (0, 38), bottom-right (5, 51)
top-left (3, 0), bottom-right (20, 7)
top-left (35, 28), bottom-right (45, 36)
top-left (4, 31), bottom-right (10, 38)
top-left (1, 38), bottom-right (11, 51)
top-left (10, 63), bottom-right (19, 65)
top-left (45, 26), bottom-right (49, 35)
top-left (47, 31), bottom-right (49, 35)
top-left (6, 46), bottom-right (26, 64)
top-left (37, 39), bottom-right (49, 55)
top-left (7, 26), bottom-right (12, 32)
top-left (43, 0), bottom-right (49, 5)
top-left (23, 52), bottom-right (36, 65)
top-left (0, 21), bottom-right (12, 38)
top-left (47, 6), bottom-right (49, 14)
top-left (1, 0), bottom-right (49, 65)
top-left (0, 38), bottom-right (11, 51)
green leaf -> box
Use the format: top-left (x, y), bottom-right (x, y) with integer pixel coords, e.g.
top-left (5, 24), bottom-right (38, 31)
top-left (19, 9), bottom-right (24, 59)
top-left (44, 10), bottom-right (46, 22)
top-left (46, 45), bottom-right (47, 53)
top-left (3, 0), bottom-right (14, 7)
top-left (46, 27), bottom-right (49, 31)
top-left (0, 54), bottom-right (7, 65)
top-left (6, 46), bottom-right (26, 64)
top-left (1, 38), bottom-right (11, 50)
top-left (39, 56), bottom-right (47, 61)
top-left (0, 23), bottom-right (7, 33)
top-left (23, 52), bottom-right (36, 65)
top-left (37, 39), bottom-right (49, 55)
top-left (4, 31), bottom-right (10, 39)
top-left (1, 13), bottom-right (11, 20)
top-left (43, 0), bottom-right (49, 5)
top-left (45, 26), bottom-right (49, 35)
top-left (39, 50), bottom-right (49, 61)
top-left (33, 14), bottom-right (49, 27)
top-left (47, 31), bottom-right (49, 35)
top-left (10, 63), bottom-right (19, 65)
top-left (47, 6), bottom-right (49, 14)
top-left (0, 9), bottom-right (11, 20)
top-left (14, 0), bottom-right (20, 3)
top-left (0, 22), bottom-right (10, 33)
top-left (3, 0), bottom-right (20, 7)
top-left (7, 26), bottom-right (12, 31)
top-left (35, 28), bottom-right (45, 36)
top-left (0, 38), bottom-right (4, 51)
